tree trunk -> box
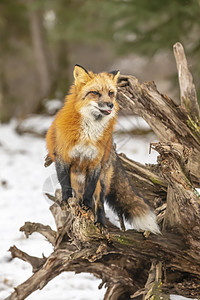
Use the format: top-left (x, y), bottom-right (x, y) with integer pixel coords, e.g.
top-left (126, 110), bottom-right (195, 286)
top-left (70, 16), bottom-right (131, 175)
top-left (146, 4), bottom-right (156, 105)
top-left (28, 0), bottom-right (52, 99)
top-left (4, 42), bottom-right (200, 300)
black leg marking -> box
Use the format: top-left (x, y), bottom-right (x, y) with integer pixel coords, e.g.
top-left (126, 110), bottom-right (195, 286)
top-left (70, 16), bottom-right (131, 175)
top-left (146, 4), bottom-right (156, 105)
top-left (83, 168), bottom-right (100, 209)
top-left (95, 181), bottom-right (106, 226)
top-left (118, 213), bottom-right (126, 231)
top-left (55, 160), bottom-right (72, 203)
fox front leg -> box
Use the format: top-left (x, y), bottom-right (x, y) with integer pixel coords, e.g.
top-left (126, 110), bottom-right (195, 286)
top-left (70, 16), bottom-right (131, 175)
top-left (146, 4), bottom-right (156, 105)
top-left (95, 180), bottom-right (106, 226)
top-left (55, 159), bottom-right (73, 203)
top-left (82, 167), bottom-right (100, 210)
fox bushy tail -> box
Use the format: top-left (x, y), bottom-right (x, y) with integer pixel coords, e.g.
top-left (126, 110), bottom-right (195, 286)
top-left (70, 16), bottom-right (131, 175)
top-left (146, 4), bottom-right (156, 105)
top-left (106, 149), bottom-right (160, 234)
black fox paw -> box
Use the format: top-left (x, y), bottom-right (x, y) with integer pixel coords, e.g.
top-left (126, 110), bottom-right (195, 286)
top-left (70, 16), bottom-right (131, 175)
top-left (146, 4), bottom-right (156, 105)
top-left (94, 222), bottom-right (107, 234)
top-left (81, 204), bottom-right (92, 212)
top-left (80, 198), bottom-right (92, 211)
top-left (60, 199), bottom-right (69, 210)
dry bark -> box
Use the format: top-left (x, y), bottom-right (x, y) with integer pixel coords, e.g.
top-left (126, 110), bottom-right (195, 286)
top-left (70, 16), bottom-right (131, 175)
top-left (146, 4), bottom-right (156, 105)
top-left (4, 42), bottom-right (200, 300)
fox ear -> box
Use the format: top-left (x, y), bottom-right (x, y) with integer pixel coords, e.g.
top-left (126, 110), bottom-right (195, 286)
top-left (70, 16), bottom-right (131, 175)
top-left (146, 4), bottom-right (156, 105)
top-left (73, 64), bottom-right (91, 85)
top-left (109, 70), bottom-right (120, 83)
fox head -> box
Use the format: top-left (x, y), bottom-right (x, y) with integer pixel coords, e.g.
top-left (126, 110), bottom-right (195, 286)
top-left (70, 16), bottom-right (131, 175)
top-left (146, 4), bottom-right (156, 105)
top-left (72, 64), bottom-right (120, 120)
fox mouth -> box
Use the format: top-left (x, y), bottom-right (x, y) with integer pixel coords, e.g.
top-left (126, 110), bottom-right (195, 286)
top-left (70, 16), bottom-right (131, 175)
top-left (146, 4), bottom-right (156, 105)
top-left (99, 109), bottom-right (112, 115)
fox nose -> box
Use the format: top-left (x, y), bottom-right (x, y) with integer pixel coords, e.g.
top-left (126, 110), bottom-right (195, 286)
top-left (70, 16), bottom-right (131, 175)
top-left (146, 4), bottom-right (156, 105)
top-left (106, 102), bottom-right (114, 109)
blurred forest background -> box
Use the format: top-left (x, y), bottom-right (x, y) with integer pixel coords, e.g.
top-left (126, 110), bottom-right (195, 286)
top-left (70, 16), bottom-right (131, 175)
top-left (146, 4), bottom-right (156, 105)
top-left (1, 0), bottom-right (200, 122)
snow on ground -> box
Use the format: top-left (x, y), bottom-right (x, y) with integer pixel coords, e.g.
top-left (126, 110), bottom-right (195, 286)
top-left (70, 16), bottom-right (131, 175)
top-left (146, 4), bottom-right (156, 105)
top-left (114, 114), bottom-right (158, 164)
top-left (0, 117), bottom-right (196, 300)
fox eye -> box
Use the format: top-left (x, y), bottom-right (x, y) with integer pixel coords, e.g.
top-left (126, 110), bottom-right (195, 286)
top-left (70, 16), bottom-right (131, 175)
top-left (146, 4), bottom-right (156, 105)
top-left (85, 91), bottom-right (101, 99)
top-left (108, 91), bottom-right (114, 97)
top-left (91, 91), bottom-right (101, 96)
top-left (91, 91), bottom-right (99, 95)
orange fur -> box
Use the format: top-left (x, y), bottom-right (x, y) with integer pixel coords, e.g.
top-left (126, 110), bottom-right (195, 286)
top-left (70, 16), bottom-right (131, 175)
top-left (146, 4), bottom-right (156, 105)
top-left (46, 66), bottom-right (119, 224)
top-left (46, 79), bottom-right (118, 167)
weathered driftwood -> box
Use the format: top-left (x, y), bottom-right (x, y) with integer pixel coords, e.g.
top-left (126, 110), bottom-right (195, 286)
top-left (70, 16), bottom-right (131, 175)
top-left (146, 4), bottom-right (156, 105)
top-left (5, 42), bottom-right (200, 300)
top-left (117, 44), bottom-right (200, 188)
top-left (173, 42), bottom-right (200, 122)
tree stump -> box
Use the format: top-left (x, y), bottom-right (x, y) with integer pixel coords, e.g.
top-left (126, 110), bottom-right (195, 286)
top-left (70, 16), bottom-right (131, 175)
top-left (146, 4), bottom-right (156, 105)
top-left (4, 42), bottom-right (200, 300)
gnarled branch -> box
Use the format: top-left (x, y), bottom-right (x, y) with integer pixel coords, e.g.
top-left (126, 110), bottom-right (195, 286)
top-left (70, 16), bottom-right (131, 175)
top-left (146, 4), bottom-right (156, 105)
top-left (173, 42), bottom-right (200, 122)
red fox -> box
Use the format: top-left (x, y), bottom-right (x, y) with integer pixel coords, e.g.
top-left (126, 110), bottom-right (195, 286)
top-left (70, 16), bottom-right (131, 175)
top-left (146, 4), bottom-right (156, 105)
top-left (46, 65), bottom-right (160, 234)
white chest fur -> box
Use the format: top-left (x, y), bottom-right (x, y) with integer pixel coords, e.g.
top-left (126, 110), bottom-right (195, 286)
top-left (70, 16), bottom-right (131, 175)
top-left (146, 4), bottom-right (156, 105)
top-left (69, 143), bottom-right (98, 161)
top-left (79, 103), bottom-right (113, 142)
top-left (69, 103), bottom-right (113, 162)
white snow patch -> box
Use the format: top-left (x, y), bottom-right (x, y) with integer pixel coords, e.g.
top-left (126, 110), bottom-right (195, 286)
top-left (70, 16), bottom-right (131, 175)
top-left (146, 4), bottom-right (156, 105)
top-left (115, 114), bottom-right (151, 132)
top-left (171, 296), bottom-right (198, 300)
top-left (44, 99), bottom-right (63, 114)
top-left (17, 114), bottom-right (54, 136)
top-left (114, 115), bottom-right (158, 164)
